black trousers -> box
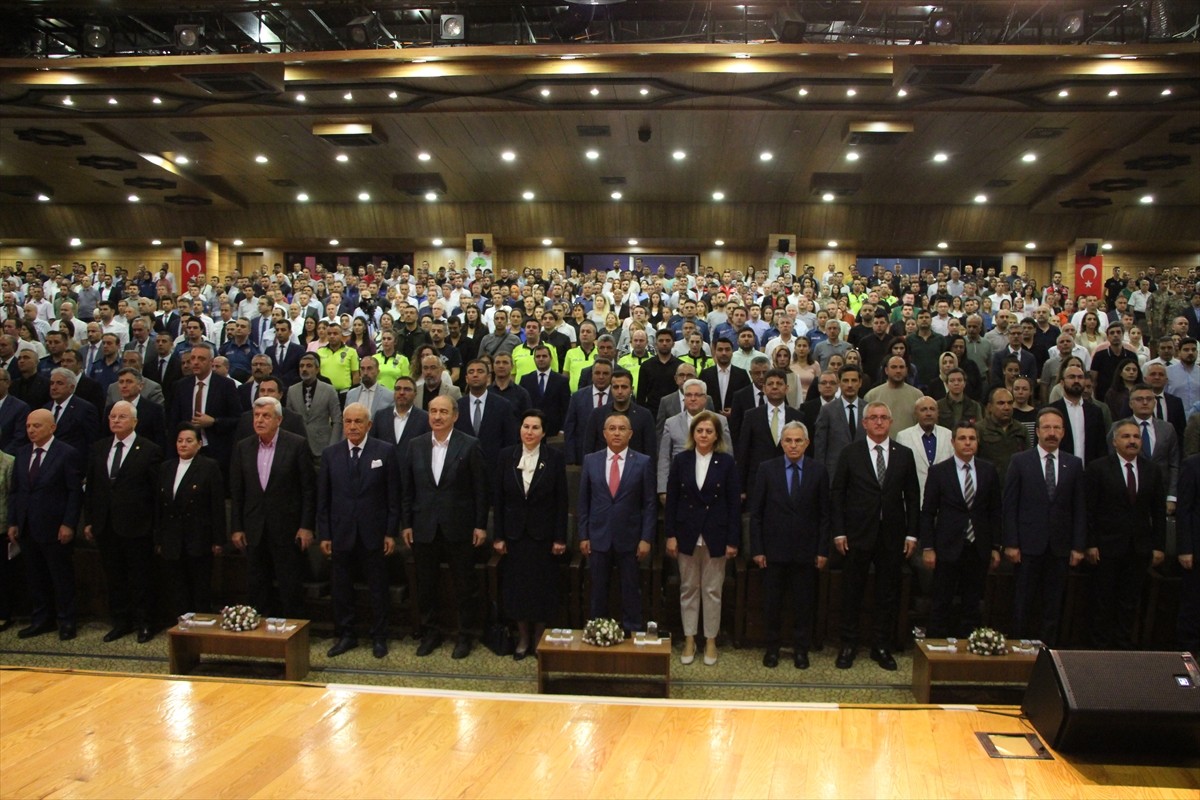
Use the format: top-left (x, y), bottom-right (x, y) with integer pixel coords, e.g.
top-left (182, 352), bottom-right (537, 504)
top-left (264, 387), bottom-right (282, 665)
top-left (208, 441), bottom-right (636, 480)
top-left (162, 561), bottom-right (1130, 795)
top-left (928, 545), bottom-right (988, 638)
top-left (162, 554), bottom-right (213, 617)
top-left (331, 539), bottom-right (389, 639)
top-left (96, 533), bottom-right (155, 627)
top-left (587, 548), bottom-right (642, 632)
top-left (1012, 552), bottom-right (1068, 645)
top-left (762, 560), bottom-right (817, 651)
top-left (1179, 562), bottom-right (1200, 656)
top-left (246, 534), bottom-right (306, 618)
top-left (23, 534), bottom-right (75, 628)
top-left (412, 531), bottom-right (478, 636)
top-left (840, 536), bottom-right (903, 649)
top-left (0, 547), bottom-right (21, 621)
top-left (1089, 543), bottom-right (1150, 650)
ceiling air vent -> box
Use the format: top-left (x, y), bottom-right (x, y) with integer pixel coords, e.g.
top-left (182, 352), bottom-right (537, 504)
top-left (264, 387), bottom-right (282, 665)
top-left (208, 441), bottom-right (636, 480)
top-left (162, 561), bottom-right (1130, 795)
top-left (392, 173), bottom-right (448, 196)
top-left (905, 64), bottom-right (993, 87)
top-left (844, 121), bottom-right (914, 146)
top-left (577, 125), bottom-right (611, 137)
top-left (172, 131), bottom-right (212, 143)
top-left (313, 122), bottom-right (388, 147)
top-left (600, 176), bottom-right (627, 185)
top-left (810, 172), bottom-right (862, 197)
top-left (179, 71), bottom-right (281, 95)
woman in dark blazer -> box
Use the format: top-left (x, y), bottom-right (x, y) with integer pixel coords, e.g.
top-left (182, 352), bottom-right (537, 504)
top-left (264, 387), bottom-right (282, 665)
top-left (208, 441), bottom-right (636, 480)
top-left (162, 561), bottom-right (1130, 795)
top-left (664, 409), bottom-right (741, 666)
top-left (155, 422), bottom-right (227, 617)
top-left (493, 409), bottom-right (568, 660)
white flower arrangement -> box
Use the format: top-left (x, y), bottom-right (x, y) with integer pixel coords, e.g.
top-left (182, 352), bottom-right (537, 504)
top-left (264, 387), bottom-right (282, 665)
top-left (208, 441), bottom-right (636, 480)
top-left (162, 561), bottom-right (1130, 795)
top-left (967, 626), bottom-right (1008, 656)
top-left (582, 618), bottom-right (624, 647)
top-left (220, 605), bottom-right (261, 632)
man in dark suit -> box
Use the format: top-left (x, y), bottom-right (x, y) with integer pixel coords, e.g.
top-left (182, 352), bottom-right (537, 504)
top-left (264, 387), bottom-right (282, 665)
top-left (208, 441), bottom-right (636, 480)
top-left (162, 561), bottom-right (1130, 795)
top-left (583, 369), bottom-right (656, 466)
top-left (1050, 362), bottom-right (1108, 465)
top-left (1003, 407), bottom-right (1087, 646)
top-left (988, 325), bottom-right (1037, 386)
top-left (59, 349), bottom-right (106, 413)
top-left (578, 409), bottom-right (657, 633)
top-left (800, 370), bottom-right (839, 432)
top-left (830, 400), bottom-right (920, 670)
top-left (1176, 454), bottom-right (1200, 659)
top-left (1085, 420), bottom-right (1167, 649)
top-left (518, 345), bottom-right (570, 436)
top-left (83, 401), bottom-right (163, 643)
top-left (319, 402), bottom-right (401, 660)
top-left (1143, 362), bottom-right (1186, 442)
top-left (919, 423), bottom-right (1002, 638)
top-left (455, 359), bottom-right (516, 464)
top-left (400, 394), bottom-right (490, 659)
top-left (45, 367), bottom-right (99, 466)
top-left (108, 368), bottom-right (167, 449)
top-left (370, 376), bottom-right (430, 447)
top-left (563, 359), bottom-right (612, 465)
top-left (700, 338), bottom-right (750, 415)
top-left (229, 396), bottom-right (316, 618)
top-left (813, 365), bottom-right (867, 479)
top-left (237, 354), bottom-right (274, 412)
top-left (749, 421), bottom-right (831, 669)
top-left (267, 319), bottom-right (304, 387)
top-left (7, 409), bottom-right (84, 640)
top-left (11, 349), bottom-right (51, 410)
top-left (144, 332), bottom-right (184, 403)
top-left (0, 370), bottom-right (30, 455)
top-left (635, 329), bottom-right (683, 416)
top-left (736, 368), bottom-right (803, 494)
top-left (168, 346), bottom-right (242, 476)
top-left (233, 377), bottom-right (307, 442)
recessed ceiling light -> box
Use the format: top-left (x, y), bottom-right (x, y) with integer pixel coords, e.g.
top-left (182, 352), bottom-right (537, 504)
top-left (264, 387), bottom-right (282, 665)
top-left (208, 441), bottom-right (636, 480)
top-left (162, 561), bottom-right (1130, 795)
top-left (822, 192), bottom-right (835, 202)
top-left (589, 88), bottom-right (599, 96)
top-left (432, 238), bottom-right (443, 246)
top-left (1140, 194), bottom-right (1154, 204)
top-left (974, 194), bottom-right (988, 203)
top-left (712, 191), bottom-right (725, 201)
top-left (672, 150), bottom-right (686, 160)
top-left (611, 191), bottom-right (622, 200)
top-left (336, 154), bottom-right (349, 163)
top-left (846, 89), bottom-right (856, 97)
top-left (62, 97), bottom-right (73, 106)
top-left (540, 88), bottom-right (550, 97)
top-left (541, 238), bottom-right (552, 246)
top-left (107, 97), bottom-right (118, 105)
top-left (733, 53), bottom-right (750, 59)
top-left (343, 92), bottom-right (353, 101)
top-left (232, 239), bottom-right (244, 247)
top-left (1058, 90), bottom-right (1069, 97)
top-left (522, 191), bottom-right (535, 200)
top-left (760, 152), bottom-right (773, 161)
top-left (295, 93), bottom-right (306, 102)
top-left (827, 241), bottom-right (838, 248)
top-left (501, 151), bottom-right (516, 162)
top-left (127, 194), bottom-right (139, 203)
top-left (1102, 242), bottom-right (1113, 250)
top-left (585, 150), bottom-right (599, 160)
top-left (560, 55), bottom-right (576, 61)
top-left (933, 152), bottom-right (949, 163)
top-left (897, 88), bottom-right (908, 97)
top-left (845, 151), bottom-right (860, 162)
top-left (797, 88), bottom-right (808, 96)
top-left (296, 192), bottom-right (309, 202)
top-left (714, 239), bottom-right (725, 247)
top-left (1108, 89), bottom-right (1119, 97)
top-left (254, 154), bottom-right (268, 164)
top-left (1162, 88), bottom-right (1173, 96)
top-left (152, 97), bottom-right (162, 105)
top-left (388, 91), bottom-right (398, 100)
top-left (69, 238), bottom-right (82, 246)
top-left (425, 192), bottom-right (438, 201)
top-left (151, 239), bottom-right (161, 246)
top-left (357, 192), bottom-right (370, 202)
top-left (628, 239), bottom-right (638, 246)
top-left (174, 155), bottom-right (189, 165)
top-left (417, 152), bottom-right (431, 162)
top-left (1025, 242), bottom-right (1036, 249)
top-left (937, 241), bottom-right (948, 249)
top-left (1022, 153), bottom-right (1037, 163)
top-left (329, 239), bottom-right (339, 246)
top-left (639, 88), bottom-right (649, 96)
top-left (37, 194), bottom-right (50, 202)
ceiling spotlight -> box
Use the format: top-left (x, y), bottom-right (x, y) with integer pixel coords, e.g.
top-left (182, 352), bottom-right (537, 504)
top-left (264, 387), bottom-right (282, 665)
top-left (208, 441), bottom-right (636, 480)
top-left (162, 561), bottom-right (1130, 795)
top-left (152, 97), bottom-right (162, 105)
top-left (611, 191), bottom-right (623, 200)
top-left (522, 191), bottom-right (535, 200)
top-left (933, 152), bottom-right (949, 163)
top-left (1025, 242), bottom-right (1036, 249)
top-left (1022, 153), bottom-right (1037, 163)
top-left (501, 151), bottom-right (516, 162)
top-left (37, 194), bottom-right (50, 202)
top-left (712, 191), bottom-right (725, 201)
top-left (846, 89), bottom-right (857, 97)
top-left (296, 192), bottom-right (309, 202)
top-left (628, 239), bottom-right (638, 246)
top-left (232, 239), bottom-right (244, 247)
top-left (1057, 10), bottom-right (1087, 39)
top-left (639, 88), bottom-right (649, 96)
top-left (541, 238), bottom-right (552, 246)
top-left (585, 150), bottom-right (599, 160)
top-left (589, 88), bottom-right (599, 96)
top-left (845, 151), bottom-right (860, 162)
top-left (827, 241), bottom-right (838, 248)
top-left (425, 192), bottom-right (438, 201)
top-left (329, 239), bottom-right (339, 246)
top-left (336, 154), bottom-right (349, 163)
top-left (343, 92), bottom-right (353, 101)
top-left (357, 192), bottom-right (370, 201)
top-left (417, 152), bottom-right (431, 161)
top-left (127, 194), bottom-right (139, 203)
top-left (798, 88), bottom-right (808, 96)
top-left (733, 53), bottom-right (751, 59)
top-left (175, 24), bottom-right (204, 51)
top-left (974, 194), bottom-right (988, 203)
top-left (540, 89), bottom-right (550, 97)
top-left (69, 238), bottom-right (82, 247)
top-left (928, 11), bottom-right (957, 41)
top-left (62, 97), bottom-right (74, 106)
top-left (1108, 89), bottom-right (1119, 97)
top-left (174, 155), bottom-right (189, 165)
top-left (1102, 243), bottom-right (1113, 250)
top-left (560, 55), bottom-right (575, 61)
top-left (151, 239), bottom-right (162, 246)
top-left (714, 239), bottom-right (725, 247)
top-left (822, 192), bottom-right (835, 202)
top-left (937, 242), bottom-right (948, 249)
top-left (897, 89), bottom-right (908, 98)
top-left (82, 23), bottom-right (112, 54)
top-left (388, 91), bottom-right (398, 100)
top-left (439, 13), bottom-right (465, 41)
top-left (1140, 194), bottom-right (1154, 204)
top-left (760, 152), bottom-right (773, 161)
top-left (254, 155), bottom-right (268, 164)
top-left (295, 93), bottom-right (306, 103)
top-left (672, 150), bottom-right (686, 161)
top-left (1162, 88), bottom-right (1173, 96)
top-left (107, 98), bottom-right (118, 106)
top-left (1058, 90), bottom-right (1070, 98)
top-left (432, 238), bottom-right (443, 246)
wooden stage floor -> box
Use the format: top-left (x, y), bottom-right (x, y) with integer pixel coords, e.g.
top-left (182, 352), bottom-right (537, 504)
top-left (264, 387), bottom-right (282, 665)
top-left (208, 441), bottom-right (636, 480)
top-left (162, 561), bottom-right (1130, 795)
top-left (1, 667), bottom-right (1197, 799)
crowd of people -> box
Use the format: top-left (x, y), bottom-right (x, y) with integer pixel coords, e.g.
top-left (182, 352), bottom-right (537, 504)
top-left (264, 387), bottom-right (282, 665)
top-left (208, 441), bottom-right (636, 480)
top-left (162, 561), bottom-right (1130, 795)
top-left (0, 255), bottom-right (1196, 671)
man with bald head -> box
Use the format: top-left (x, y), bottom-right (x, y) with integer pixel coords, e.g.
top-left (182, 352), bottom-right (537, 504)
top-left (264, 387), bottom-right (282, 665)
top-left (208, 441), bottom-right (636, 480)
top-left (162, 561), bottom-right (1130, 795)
top-left (83, 400), bottom-right (163, 643)
top-left (8, 408), bottom-right (84, 640)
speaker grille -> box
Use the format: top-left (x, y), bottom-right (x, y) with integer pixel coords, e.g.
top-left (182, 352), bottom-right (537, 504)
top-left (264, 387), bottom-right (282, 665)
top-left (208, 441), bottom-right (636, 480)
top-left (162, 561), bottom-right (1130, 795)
top-left (1055, 650), bottom-right (1199, 714)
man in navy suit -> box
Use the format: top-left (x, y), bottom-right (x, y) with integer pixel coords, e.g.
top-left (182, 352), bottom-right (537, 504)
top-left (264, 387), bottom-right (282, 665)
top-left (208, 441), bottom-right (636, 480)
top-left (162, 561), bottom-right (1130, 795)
top-left (1003, 407), bottom-right (1087, 645)
top-left (45, 367), bottom-right (99, 467)
top-left (455, 359), bottom-right (516, 464)
top-left (737, 368), bottom-right (804, 494)
top-left (1050, 362), bottom-right (1108, 465)
top-left (7, 409), bottom-right (84, 640)
top-left (268, 319), bottom-right (304, 387)
top-left (370, 376), bottom-right (430, 447)
top-left (920, 423), bottom-right (1002, 638)
top-left (519, 344), bottom-right (570, 435)
top-left (0, 369), bottom-right (30, 455)
top-left (563, 359), bottom-right (613, 465)
top-left (989, 325), bottom-right (1037, 386)
top-left (830, 400), bottom-right (920, 671)
top-left (749, 421), bottom-right (831, 669)
top-left (319, 402), bottom-right (401, 659)
top-left (578, 410), bottom-right (657, 633)
top-left (168, 346), bottom-right (242, 476)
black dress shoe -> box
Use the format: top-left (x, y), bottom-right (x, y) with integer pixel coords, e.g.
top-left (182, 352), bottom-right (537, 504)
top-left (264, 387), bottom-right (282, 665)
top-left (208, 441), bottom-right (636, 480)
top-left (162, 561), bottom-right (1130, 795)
top-left (18, 622), bottom-right (54, 639)
top-left (103, 626), bottom-right (132, 643)
top-left (869, 647), bottom-right (898, 671)
top-left (451, 635), bottom-right (472, 660)
top-left (762, 649), bottom-right (780, 668)
top-left (794, 651), bottom-right (810, 670)
top-left (136, 626), bottom-right (154, 644)
top-left (513, 649), bottom-right (528, 662)
top-left (415, 632), bottom-right (443, 657)
top-left (58, 625), bottom-right (76, 641)
top-left (372, 639), bottom-right (387, 659)
top-left (326, 636), bottom-right (358, 658)
top-left (835, 646), bottom-right (857, 669)
top-left (0, 619), bottom-right (13, 633)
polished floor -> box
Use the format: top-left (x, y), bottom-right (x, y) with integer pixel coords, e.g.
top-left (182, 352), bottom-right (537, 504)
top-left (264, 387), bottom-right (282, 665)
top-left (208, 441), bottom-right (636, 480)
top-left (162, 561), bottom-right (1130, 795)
top-left (1, 668), bottom-right (1197, 799)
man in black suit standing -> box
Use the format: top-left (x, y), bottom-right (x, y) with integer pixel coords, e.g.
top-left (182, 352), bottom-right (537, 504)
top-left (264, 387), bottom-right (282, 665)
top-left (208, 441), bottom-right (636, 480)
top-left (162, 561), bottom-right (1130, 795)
top-left (319, 402), bottom-right (401, 660)
top-left (919, 423), bottom-right (1002, 638)
top-left (7, 409), bottom-right (84, 640)
top-left (229, 396), bottom-right (316, 618)
top-left (145, 332), bottom-right (183, 403)
top-left (400, 394), bottom-right (490, 660)
top-left (370, 376), bottom-right (430, 447)
top-left (519, 345), bottom-right (570, 436)
top-left (268, 319), bottom-right (304, 387)
top-left (233, 377), bottom-right (307, 442)
top-left (455, 359), bottom-right (516, 464)
top-left (1003, 407), bottom-right (1087, 645)
top-left (830, 400), bottom-right (920, 670)
top-left (168, 346), bottom-right (242, 476)
top-left (736, 368), bottom-right (803, 494)
top-left (237, 355), bottom-right (274, 411)
top-left (583, 369), bottom-right (656, 465)
top-left (110, 368), bottom-right (167, 449)
top-left (727, 355), bottom-right (770, 444)
top-left (1085, 420), bottom-right (1166, 649)
top-left (0, 369), bottom-right (30, 455)
top-left (45, 367), bottom-right (99, 466)
top-left (800, 370), bottom-right (839, 432)
top-left (83, 401), bottom-right (163, 643)
top-left (749, 421), bottom-right (831, 669)
top-left (1050, 362), bottom-right (1108, 465)
top-left (1143, 362), bottom-right (1186, 442)
top-left (700, 337), bottom-right (750, 416)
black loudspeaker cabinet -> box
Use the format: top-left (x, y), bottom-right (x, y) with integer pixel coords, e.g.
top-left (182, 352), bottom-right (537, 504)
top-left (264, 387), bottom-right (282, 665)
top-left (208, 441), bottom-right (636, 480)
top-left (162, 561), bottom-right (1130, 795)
top-left (472, 238), bottom-right (485, 253)
top-left (1082, 242), bottom-right (1099, 259)
top-left (183, 240), bottom-right (201, 253)
top-left (1021, 648), bottom-right (1200, 755)
top-left (777, 238), bottom-right (790, 254)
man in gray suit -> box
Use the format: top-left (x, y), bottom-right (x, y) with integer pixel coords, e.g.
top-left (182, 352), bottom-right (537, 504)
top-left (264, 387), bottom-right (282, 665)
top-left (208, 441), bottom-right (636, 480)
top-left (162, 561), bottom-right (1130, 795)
top-left (1113, 384), bottom-right (1180, 512)
top-left (413, 353), bottom-right (462, 410)
top-left (286, 353), bottom-right (342, 459)
top-left (657, 378), bottom-right (732, 497)
top-left (104, 351), bottom-right (165, 407)
top-left (654, 362), bottom-right (712, 439)
top-left (345, 356), bottom-right (392, 418)
top-left (813, 365), bottom-right (867, 479)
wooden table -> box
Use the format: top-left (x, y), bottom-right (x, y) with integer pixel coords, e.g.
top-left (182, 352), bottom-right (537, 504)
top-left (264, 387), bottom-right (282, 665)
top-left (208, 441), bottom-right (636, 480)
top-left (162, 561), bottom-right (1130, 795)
top-left (911, 638), bottom-right (1038, 703)
top-left (167, 616), bottom-right (310, 681)
top-left (536, 630), bottom-right (672, 697)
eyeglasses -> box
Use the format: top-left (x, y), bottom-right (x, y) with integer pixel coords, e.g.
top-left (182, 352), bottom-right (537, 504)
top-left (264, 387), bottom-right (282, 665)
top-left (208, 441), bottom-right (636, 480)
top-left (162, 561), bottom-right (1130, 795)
top-left (864, 415), bottom-right (891, 422)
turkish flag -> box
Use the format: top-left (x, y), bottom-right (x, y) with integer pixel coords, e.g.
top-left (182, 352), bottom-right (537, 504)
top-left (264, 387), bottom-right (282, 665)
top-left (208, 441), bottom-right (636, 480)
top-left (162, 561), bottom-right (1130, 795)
top-left (1074, 252), bottom-right (1103, 298)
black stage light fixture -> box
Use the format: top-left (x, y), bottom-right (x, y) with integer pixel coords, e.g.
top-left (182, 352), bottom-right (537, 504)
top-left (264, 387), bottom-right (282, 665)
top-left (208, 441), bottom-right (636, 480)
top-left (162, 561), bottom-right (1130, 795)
top-left (439, 14), bottom-right (465, 41)
top-left (345, 14), bottom-right (385, 48)
top-left (81, 23), bottom-right (112, 54)
top-left (928, 11), bottom-right (958, 42)
top-left (175, 24), bottom-right (204, 51)
top-left (1057, 9), bottom-right (1088, 40)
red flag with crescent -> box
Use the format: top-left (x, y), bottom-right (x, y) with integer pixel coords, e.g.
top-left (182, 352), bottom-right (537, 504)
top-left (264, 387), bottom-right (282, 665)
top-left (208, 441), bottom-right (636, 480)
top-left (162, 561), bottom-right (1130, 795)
top-left (1074, 252), bottom-right (1102, 298)
top-left (182, 245), bottom-right (206, 286)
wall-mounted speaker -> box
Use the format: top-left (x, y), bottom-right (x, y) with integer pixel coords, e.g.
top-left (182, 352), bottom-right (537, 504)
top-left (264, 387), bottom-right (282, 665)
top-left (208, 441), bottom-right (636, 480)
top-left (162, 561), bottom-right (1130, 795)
top-left (1082, 243), bottom-right (1099, 259)
top-left (472, 238), bottom-right (485, 253)
top-left (778, 238), bottom-right (791, 253)
top-left (183, 240), bottom-right (201, 254)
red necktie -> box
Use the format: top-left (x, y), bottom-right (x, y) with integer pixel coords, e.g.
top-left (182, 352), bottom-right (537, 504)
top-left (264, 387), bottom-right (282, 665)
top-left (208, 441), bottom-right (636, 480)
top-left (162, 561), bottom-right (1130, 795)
top-left (608, 453), bottom-right (620, 498)
top-left (1126, 462), bottom-right (1137, 505)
